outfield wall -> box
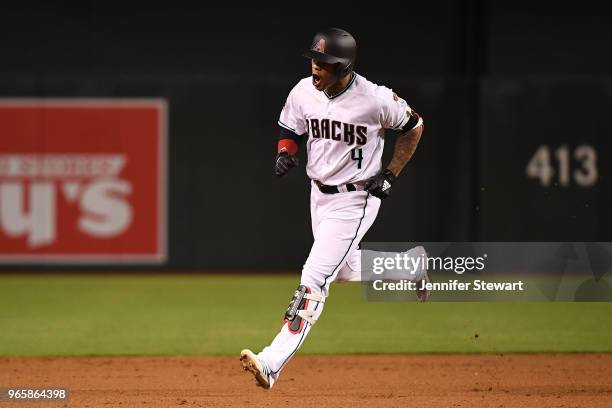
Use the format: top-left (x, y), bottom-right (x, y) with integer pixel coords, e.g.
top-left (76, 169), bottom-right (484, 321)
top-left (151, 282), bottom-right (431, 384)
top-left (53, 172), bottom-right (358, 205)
top-left (1, 3), bottom-right (611, 268)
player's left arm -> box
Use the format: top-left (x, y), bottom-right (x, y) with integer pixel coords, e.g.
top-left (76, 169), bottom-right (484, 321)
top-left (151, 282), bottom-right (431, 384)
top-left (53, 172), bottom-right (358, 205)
top-left (387, 109), bottom-right (423, 177)
top-left (364, 104), bottom-right (423, 199)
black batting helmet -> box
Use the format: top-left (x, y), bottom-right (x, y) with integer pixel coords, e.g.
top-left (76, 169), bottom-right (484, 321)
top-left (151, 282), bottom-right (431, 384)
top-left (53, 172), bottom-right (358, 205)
top-left (302, 28), bottom-right (357, 78)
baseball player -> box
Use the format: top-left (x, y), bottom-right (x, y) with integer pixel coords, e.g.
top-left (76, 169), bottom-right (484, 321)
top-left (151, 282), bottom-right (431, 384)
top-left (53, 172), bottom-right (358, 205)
top-left (240, 27), bottom-right (427, 389)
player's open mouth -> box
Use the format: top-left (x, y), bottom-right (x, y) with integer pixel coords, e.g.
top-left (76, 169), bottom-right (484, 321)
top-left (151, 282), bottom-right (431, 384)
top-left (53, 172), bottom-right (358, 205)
top-left (312, 73), bottom-right (321, 87)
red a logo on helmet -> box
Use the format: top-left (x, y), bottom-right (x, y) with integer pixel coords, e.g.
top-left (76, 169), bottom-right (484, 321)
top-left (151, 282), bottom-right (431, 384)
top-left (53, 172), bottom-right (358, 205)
top-left (317, 38), bottom-right (326, 53)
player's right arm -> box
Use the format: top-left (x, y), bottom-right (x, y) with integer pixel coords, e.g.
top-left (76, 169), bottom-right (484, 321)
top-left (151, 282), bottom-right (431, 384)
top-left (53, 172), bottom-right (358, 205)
top-left (274, 84), bottom-right (307, 177)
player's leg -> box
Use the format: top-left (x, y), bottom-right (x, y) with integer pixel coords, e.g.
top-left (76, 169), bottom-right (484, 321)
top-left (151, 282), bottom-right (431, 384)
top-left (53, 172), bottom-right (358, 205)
top-left (334, 248), bottom-right (362, 282)
top-left (256, 190), bottom-right (380, 386)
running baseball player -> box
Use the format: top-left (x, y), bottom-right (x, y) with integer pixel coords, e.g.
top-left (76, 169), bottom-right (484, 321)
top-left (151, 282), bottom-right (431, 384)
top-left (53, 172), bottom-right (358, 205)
top-left (240, 28), bottom-right (427, 389)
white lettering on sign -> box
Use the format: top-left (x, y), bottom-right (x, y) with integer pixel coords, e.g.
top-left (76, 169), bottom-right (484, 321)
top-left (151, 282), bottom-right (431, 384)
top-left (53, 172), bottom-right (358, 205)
top-left (0, 182), bottom-right (56, 247)
top-left (0, 154), bottom-right (132, 247)
top-left (0, 154), bottom-right (126, 178)
top-left (79, 179), bottom-right (133, 238)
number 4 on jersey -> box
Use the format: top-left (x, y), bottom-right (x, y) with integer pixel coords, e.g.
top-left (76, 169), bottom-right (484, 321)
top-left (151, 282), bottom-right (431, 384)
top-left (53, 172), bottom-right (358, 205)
top-left (351, 148), bottom-right (363, 169)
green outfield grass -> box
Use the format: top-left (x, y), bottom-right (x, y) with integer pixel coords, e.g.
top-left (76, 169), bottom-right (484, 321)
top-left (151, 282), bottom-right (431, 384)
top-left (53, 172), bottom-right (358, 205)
top-left (0, 274), bottom-right (610, 356)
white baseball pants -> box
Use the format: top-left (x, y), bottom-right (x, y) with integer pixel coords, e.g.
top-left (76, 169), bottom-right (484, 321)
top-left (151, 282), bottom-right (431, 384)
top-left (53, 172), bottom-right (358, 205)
top-left (257, 181), bottom-right (381, 387)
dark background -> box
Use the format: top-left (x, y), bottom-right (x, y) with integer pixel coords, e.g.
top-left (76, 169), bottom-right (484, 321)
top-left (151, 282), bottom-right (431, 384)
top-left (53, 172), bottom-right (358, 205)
top-left (1, 1), bottom-right (611, 269)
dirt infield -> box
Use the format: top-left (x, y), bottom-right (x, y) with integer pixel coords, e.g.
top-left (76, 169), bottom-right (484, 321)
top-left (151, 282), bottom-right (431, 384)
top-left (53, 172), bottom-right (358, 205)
top-left (1, 354), bottom-right (611, 407)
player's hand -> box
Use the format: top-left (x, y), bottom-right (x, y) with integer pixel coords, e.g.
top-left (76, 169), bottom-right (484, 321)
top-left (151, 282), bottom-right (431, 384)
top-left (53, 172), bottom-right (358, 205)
top-left (274, 152), bottom-right (299, 177)
top-left (364, 169), bottom-right (397, 199)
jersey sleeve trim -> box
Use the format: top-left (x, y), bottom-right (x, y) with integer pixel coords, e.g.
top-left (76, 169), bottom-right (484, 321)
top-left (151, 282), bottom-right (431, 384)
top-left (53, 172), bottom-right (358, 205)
top-left (391, 113), bottom-right (410, 130)
top-left (279, 125), bottom-right (305, 141)
top-left (391, 108), bottom-right (424, 132)
top-left (278, 120), bottom-right (297, 133)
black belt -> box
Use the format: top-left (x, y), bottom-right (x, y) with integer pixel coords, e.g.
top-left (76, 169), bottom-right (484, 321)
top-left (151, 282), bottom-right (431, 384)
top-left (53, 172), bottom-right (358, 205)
top-left (314, 180), bottom-right (359, 194)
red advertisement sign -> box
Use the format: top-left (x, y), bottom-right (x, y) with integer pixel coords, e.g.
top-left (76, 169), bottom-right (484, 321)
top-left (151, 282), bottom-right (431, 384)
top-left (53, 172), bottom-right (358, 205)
top-left (0, 99), bottom-right (167, 264)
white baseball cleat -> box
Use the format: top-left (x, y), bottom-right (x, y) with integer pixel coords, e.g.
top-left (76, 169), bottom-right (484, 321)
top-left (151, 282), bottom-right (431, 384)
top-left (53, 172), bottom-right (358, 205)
top-left (240, 349), bottom-right (272, 389)
top-left (416, 270), bottom-right (431, 303)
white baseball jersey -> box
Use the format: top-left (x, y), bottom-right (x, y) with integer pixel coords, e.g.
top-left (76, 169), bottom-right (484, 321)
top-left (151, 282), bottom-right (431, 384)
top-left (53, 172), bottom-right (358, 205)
top-left (278, 72), bottom-right (418, 185)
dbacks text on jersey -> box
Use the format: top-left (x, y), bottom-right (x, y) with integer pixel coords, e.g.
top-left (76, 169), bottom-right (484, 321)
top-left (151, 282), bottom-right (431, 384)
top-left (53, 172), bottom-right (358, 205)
top-left (305, 118), bottom-right (367, 146)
